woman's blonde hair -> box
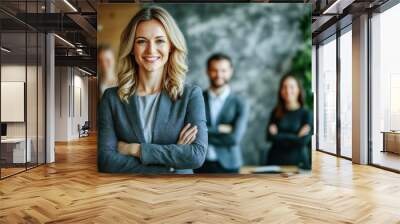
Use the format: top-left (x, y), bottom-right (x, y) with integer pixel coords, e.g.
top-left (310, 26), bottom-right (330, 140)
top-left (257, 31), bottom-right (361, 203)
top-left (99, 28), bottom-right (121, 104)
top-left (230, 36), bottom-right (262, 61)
top-left (117, 6), bottom-right (188, 103)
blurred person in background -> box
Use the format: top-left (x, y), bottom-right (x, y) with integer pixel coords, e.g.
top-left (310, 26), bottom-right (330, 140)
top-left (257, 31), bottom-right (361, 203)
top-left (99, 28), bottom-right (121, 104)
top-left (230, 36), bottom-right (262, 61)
top-left (194, 53), bottom-right (249, 174)
top-left (98, 44), bottom-right (118, 99)
top-left (266, 74), bottom-right (312, 169)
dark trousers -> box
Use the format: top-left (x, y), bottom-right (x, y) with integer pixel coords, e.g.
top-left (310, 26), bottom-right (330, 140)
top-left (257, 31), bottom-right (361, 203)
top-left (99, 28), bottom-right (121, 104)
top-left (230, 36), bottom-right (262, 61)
top-left (266, 146), bottom-right (310, 169)
top-left (194, 161), bottom-right (239, 174)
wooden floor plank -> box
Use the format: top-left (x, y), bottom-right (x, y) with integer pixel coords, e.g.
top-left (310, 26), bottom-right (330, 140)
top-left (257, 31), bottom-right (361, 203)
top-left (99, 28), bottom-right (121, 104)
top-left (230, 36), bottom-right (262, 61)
top-left (0, 134), bottom-right (400, 223)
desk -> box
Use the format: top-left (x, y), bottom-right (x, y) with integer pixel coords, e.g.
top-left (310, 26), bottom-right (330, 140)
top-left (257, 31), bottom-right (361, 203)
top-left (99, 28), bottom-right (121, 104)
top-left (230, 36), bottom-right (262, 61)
top-left (381, 131), bottom-right (400, 154)
top-left (240, 166), bottom-right (300, 174)
top-left (1, 138), bottom-right (31, 163)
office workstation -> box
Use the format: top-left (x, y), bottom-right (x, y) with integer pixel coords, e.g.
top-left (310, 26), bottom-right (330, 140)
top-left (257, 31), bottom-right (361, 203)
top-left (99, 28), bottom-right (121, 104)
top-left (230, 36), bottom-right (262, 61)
top-left (1, 80), bottom-right (37, 177)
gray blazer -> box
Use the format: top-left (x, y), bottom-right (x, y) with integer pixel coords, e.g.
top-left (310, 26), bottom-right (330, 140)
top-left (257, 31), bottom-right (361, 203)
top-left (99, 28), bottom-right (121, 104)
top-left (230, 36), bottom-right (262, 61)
top-left (204, 91), bottom-right (249, 169)
top-left (97, 84), bottom-right (208, 174)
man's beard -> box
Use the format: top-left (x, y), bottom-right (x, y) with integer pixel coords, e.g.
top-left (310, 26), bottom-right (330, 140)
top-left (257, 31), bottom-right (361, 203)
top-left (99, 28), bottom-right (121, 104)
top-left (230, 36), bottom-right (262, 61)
top-left (211, 78), bottom-right (229, 89)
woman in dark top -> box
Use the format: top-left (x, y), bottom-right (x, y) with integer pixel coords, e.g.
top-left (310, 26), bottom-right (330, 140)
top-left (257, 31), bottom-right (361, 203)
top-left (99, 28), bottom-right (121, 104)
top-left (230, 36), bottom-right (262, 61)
top-left (266, 75), bottom-right (312, 169)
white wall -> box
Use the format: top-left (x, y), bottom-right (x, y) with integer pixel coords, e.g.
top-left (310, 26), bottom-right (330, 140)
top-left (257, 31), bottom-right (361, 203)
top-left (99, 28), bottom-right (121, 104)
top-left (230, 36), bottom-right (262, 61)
top-left (1, 65), bottom-right (26, 136)
top-left (1, 65), bottom-right (40, 138)
top-left (55, 66), bottom-right (69, 141)
top-left (71, 71), bottom-right (89, 139)
top-left (55, 67), bottom-right (89, 141)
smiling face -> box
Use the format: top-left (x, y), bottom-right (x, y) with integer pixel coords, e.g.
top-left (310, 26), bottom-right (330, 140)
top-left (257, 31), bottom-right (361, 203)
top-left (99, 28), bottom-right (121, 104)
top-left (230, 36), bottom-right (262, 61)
top-left (133, 19), bottom-right (171, 74)
top-left (207, 59), bottom-right (233, 89)
top-left (280, 77), bottom-right (300, 105)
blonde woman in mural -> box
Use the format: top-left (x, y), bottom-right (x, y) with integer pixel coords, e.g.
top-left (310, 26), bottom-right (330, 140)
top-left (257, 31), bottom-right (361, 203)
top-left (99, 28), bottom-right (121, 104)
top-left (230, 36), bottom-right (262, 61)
top-left (97, 6), bottom-right (208, 174)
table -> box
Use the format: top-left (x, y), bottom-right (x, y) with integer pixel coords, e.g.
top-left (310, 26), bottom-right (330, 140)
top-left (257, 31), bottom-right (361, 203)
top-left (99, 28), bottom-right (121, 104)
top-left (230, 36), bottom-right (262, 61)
top-left (381, 131), bottom-right (400, 154)
top-left (240, 166), bottom-right (300, 174)
top-left (1, 138), bottom-right (31, 163)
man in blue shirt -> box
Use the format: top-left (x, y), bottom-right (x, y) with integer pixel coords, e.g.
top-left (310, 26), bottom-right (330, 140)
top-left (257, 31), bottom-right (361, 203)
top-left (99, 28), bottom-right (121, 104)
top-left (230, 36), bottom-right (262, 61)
top-left (194, 53), bottom-right (249, 173)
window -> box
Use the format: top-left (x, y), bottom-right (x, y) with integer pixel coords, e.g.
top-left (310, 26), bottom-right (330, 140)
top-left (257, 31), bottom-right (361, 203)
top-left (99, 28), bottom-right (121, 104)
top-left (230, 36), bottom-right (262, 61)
top-left (339, 28), bottom-right (352, 158)
top-left (317, 36), bottom-right (337, 154)
top-left (370, 3), bottom-right (400, 171)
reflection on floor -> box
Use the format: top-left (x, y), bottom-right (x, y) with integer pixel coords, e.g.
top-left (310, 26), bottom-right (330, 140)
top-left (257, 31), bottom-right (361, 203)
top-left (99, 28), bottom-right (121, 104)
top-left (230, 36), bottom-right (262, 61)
top-left (340, 146), bottom-right (352, 159)
top-left (373, 150), bottom-right (400, 171)
top-left (0, 163), bottom-right (42, 178)
top-left (0, 167), bottom-right (25, 177)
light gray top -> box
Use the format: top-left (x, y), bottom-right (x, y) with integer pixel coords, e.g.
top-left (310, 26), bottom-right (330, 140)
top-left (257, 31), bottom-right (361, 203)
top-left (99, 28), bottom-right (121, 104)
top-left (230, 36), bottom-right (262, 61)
top-left (206, 87), bottom-right (231, 161)
top-left (136, 92), bottom-right (161, 143)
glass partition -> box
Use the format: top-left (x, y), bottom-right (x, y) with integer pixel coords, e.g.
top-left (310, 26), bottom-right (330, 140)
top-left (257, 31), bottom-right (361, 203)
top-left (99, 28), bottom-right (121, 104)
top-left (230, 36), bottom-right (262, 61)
top-left (0, 1), bottom-right (46, 179)
top-left (1, 31), bottom-right (28, 177)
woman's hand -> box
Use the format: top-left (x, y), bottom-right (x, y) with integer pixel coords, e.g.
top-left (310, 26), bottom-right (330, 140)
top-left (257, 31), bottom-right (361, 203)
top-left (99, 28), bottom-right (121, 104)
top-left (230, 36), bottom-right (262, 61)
top-left (269, 124), bottom-right (278, 135)
top-left (177, 123), bottom-right (198, 144)
top-left (118, 141), bottom-right (141, 157)
top-left (298, 124), bottom-right (311, 137)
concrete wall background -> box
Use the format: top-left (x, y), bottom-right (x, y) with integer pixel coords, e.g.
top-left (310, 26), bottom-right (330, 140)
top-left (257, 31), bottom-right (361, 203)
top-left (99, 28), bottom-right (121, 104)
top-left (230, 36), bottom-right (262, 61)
top-left (158, 3), bottom-right (310, 164)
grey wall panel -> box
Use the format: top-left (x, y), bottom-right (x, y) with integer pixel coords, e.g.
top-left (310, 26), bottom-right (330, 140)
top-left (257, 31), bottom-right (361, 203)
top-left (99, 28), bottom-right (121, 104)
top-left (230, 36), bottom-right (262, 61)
top-left (157, 3), bottom-right (310, 164)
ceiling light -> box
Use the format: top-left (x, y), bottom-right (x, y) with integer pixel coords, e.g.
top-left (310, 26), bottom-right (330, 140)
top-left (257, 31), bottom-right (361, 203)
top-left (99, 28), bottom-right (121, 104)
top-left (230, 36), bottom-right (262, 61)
top-left (322, 0), bottom-right (354, 15)
top-left (54, 34), bottom-right (75, 48)
top-left (1, 47), bottom-right (11, 53)
top-left (63, 0), bottom-right (78, 12)
top-left (78, 67), bottom-right (92, 76)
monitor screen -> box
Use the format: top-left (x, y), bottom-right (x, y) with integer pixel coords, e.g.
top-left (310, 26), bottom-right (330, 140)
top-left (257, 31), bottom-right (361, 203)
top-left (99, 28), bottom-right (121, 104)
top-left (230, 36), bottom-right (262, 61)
top-left (1, 123), bottom-right (7, 137)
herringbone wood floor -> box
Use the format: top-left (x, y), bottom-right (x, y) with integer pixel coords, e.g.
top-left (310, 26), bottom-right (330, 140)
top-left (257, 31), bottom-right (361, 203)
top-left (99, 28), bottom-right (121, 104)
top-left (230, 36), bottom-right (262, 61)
top-left (1, 134), bottom-right (400, 224)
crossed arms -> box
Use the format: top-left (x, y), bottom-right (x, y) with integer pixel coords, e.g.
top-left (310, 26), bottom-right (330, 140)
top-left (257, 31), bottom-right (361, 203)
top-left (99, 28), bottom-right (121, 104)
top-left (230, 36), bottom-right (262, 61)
top-left (97, 87), bottom-right (208, 173)
top-left (207, 99), bottom-right (249, 147)
top-left (266, 110), bottom-right (312, 147)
